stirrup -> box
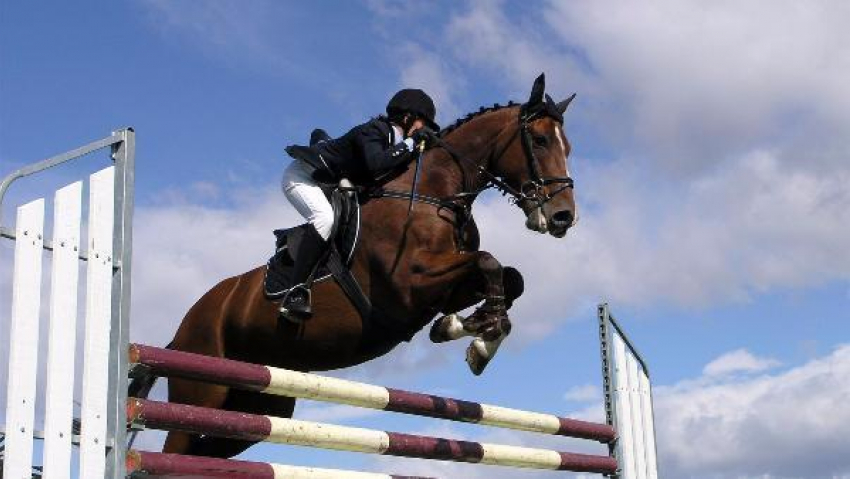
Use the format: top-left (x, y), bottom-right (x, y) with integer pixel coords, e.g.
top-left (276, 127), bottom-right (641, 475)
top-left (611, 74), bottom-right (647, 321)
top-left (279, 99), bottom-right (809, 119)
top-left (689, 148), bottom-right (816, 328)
top-left (279, 285), bottom-right (312, 323)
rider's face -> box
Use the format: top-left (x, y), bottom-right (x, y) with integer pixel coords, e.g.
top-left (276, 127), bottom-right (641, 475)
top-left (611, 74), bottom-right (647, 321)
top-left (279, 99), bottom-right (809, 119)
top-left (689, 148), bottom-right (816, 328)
top-left (406, 118), bottom-right (426, 137)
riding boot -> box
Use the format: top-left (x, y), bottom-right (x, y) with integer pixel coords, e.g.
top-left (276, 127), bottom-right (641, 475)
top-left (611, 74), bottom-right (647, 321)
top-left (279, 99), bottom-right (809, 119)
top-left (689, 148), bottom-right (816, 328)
top-left (281, 224), bottom-right (328, 322)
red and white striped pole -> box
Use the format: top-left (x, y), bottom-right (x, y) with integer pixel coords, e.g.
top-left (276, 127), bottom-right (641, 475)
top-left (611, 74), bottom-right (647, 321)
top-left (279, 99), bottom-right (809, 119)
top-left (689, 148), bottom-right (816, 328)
top-left (130, 344), bottom-right (615, 443)
top-left (127, 399), bottom-right (617, 475)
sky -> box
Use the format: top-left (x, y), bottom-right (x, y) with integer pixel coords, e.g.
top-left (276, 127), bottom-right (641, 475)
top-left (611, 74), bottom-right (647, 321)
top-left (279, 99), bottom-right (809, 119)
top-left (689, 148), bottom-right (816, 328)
top-left (1, 1), bottom-right (849, 478)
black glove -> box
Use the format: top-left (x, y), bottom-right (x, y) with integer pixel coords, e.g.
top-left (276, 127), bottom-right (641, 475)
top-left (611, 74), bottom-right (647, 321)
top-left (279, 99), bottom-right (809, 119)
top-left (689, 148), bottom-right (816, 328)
top-left (410, 127), bottom-right (438, 150)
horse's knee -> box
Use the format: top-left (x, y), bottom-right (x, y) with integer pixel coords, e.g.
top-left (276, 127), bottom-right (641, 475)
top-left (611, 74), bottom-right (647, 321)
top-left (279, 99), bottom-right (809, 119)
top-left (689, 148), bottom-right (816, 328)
top-left (476, 251), bottom-right (505, 299)
top-left (503, 267), bottom-right (524, 308)
top-left (476, 251), bottom-right (502, 273)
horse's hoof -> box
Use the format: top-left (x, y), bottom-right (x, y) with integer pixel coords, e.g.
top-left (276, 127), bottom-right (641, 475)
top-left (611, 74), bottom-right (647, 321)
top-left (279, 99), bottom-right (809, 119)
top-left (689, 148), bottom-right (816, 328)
top-left (430, 313), bottom-right (467, 343)
top-left (465, 340), bottom-right (489, 375)
top-left (465, 336), bottom-right (504, 376)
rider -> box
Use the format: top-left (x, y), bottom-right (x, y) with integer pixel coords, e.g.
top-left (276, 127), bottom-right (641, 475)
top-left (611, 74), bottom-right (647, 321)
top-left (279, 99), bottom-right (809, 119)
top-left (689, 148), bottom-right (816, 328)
top-left (280, 88), bottom-right (440, 320)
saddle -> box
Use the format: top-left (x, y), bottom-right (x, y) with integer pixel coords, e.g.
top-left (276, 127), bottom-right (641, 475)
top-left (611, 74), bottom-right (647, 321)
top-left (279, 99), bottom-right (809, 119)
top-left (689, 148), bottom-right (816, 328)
top-left (263, 183), bottom-right (370, 315)
top-left (264, 128), bottom-right (371, 320)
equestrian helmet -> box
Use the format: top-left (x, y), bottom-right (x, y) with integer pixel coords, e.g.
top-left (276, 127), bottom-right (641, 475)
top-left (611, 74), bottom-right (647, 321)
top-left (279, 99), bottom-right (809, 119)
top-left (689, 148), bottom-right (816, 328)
top-left (386, 89), bottom-right (439, 131)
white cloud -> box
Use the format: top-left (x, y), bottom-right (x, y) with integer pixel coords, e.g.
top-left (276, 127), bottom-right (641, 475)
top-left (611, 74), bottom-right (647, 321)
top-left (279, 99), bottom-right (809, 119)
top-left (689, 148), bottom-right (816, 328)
top-left (444, 1), bottom-right (850, 174)
top-left (446, 2), bottom-right (589, 99)
top-left (396, 44), bottom-right (465, 125)
top-left (657, 345), bottom-right (850, 478)
top-left (563, 384), bottom-right (600, 403)
top-left (129, 187), bottom-right (294, 347)
top-left (703, 349), bottom-right (781, 377)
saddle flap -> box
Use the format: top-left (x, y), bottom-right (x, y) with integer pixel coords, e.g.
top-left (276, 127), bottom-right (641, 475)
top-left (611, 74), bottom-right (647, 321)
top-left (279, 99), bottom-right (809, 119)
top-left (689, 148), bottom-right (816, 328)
top-left (273, 226), bottom-right (303, 253)
top-left (265, 192), bottom-right (361, 300)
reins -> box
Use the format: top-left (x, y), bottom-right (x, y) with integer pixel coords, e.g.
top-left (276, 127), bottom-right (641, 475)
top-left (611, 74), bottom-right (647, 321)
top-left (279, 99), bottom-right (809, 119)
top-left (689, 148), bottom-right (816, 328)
top-left (406, 106), bottom-right (576, 210)
top-left (367, 105), bottom-right (575, 246)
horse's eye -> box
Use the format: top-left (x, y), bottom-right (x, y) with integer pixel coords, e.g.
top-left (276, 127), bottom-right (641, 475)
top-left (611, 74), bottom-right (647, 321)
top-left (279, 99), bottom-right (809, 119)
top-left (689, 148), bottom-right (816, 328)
top-left (532, 135), bottom-right (549, 148)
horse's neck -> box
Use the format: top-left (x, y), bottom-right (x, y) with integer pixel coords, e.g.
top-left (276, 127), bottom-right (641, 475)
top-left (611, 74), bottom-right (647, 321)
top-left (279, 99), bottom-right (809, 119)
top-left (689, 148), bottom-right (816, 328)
top-left (419, 114), bottom-right (509, 199)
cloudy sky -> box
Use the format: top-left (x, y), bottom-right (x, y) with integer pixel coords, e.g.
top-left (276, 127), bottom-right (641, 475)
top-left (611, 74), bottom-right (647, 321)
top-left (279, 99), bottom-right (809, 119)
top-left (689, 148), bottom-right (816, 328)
top-left (1, 1), bottom-right (849, 478)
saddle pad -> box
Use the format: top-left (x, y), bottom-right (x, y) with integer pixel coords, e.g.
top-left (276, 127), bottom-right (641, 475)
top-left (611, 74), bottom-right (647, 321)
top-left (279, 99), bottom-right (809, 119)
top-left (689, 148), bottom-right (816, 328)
top-left (263, 191), bottom-right (360, 300)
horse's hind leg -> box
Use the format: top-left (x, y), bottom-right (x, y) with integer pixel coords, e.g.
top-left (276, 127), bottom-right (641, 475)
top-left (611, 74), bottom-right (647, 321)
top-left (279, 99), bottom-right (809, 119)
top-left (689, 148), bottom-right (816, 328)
top-left (161, 277), bottom-right (250, 457)
top-left (162, 379), bottom-right (230, 455)
top-left (502, 266), bottom-right (525, 309)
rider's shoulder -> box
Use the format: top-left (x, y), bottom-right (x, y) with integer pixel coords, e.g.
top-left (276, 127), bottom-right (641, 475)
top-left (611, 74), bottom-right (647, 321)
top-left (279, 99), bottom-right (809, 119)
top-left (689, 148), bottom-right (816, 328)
top-left (351, 116), bottom-right (392, 138)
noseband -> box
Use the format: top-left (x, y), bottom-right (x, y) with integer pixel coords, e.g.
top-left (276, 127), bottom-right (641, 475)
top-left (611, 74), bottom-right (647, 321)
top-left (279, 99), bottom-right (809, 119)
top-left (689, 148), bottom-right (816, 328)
top-left (516, 104), bottom-right (575, 209)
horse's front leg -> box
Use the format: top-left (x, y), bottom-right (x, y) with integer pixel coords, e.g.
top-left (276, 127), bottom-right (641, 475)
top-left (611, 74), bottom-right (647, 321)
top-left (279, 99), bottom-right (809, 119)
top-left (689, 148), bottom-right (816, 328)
top-left (424, 252), bottom-right (524, 375)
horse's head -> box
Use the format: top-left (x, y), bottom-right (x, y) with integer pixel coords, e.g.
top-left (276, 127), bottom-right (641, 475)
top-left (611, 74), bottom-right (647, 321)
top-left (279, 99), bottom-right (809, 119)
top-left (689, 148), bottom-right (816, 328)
top-left (493, 74), bottom-right (577, 238)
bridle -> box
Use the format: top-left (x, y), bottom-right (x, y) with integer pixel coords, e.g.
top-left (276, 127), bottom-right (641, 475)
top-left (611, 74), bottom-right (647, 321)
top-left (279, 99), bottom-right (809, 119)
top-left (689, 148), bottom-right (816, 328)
top-left (515, 104), bottom-right (575, 209)
top-left (431, 104), bottom-right (575, 210)
top-left (369, 104), bottom-right (575, 247)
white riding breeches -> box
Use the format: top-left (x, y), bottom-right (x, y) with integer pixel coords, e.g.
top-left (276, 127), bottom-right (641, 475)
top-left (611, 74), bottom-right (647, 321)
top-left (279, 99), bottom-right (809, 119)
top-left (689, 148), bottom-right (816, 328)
top-left (282, 160), bottom-right (334, 240)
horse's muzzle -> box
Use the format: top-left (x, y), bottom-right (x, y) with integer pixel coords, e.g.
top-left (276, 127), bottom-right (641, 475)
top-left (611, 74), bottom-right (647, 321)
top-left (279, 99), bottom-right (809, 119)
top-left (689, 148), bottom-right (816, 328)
top-left (549, 210), bottom-right (574, 237)
top-left (525, 208), bottom-right (573, 237)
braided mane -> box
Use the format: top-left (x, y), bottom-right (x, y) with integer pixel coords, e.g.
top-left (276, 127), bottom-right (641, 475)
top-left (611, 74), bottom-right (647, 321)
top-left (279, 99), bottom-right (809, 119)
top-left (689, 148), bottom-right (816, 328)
top-left (440, 101), bottom-right (519, 137)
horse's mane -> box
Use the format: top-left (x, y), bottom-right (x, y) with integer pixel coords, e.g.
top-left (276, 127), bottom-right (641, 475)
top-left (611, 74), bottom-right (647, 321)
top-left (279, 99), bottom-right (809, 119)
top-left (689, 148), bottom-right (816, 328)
top-left (440, 101), bottom-right (519, 137)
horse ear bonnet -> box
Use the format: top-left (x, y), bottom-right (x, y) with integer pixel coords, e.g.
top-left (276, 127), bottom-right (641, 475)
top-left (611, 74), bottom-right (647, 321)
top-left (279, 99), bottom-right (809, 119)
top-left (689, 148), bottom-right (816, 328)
top-left (528, 73), bottom-right (546, 106)
top-left (522, 73), bottom-right (565, 124)
top-left (556, 93), bottom-right (576, 116)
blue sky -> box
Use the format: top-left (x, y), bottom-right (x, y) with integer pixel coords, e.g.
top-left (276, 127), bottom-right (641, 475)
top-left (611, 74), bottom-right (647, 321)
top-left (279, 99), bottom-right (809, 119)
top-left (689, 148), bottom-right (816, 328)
top-left (2, 1), bottom-right (850, 478)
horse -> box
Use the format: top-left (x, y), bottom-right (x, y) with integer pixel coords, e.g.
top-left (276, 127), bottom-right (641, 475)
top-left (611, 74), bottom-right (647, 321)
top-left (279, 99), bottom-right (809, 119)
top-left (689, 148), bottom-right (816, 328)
top-left (157, 73), bottom-right (578, 458)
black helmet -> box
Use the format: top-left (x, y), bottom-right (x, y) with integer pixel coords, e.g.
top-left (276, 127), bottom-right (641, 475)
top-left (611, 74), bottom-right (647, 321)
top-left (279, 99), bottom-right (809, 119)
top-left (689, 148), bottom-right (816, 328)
top-left (386, 89), bottom-right (440, 131)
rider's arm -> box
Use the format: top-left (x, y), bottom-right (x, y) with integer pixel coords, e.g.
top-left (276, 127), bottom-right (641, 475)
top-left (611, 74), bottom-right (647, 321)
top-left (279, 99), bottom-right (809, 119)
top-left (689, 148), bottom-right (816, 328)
top-left (355, 120), bottom-right (413, 177)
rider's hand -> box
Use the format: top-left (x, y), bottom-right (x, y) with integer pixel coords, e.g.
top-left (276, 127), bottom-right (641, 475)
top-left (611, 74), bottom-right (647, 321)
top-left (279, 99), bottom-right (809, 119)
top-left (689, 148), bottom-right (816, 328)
top-left (411, 128), bottom-right (438, 150)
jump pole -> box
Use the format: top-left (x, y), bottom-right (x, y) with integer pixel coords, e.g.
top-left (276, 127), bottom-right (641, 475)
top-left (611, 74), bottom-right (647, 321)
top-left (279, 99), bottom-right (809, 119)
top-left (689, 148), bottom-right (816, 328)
top-left (127, 451), bottom-right (435, 479)
top-left (127, 398), bottom-right (618, 475)
top-left (129, 343), bottom-right (615, 443)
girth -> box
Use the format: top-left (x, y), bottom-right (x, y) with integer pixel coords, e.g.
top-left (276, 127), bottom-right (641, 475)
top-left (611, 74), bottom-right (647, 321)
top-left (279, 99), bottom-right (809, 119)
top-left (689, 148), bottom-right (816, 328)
top-left (369, 187), bottom-right (474, 251)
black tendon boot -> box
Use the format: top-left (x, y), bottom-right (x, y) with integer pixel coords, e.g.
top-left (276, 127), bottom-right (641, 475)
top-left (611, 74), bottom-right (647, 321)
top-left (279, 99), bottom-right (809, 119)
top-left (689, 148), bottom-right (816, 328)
top-left (281, 224), bottom-right (328, 322)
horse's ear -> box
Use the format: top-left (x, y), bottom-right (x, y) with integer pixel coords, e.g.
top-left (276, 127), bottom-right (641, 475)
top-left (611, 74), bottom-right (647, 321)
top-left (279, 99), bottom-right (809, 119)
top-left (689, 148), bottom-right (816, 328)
top-left (556, 93), bottom-right (577, 114)
top-left (528, 73), bottom-right (546, 105)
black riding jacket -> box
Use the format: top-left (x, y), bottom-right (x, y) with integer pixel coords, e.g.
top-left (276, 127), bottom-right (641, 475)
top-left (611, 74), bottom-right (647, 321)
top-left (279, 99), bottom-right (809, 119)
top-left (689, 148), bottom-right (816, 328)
top-left (285, 117), bottom-right (412, 184)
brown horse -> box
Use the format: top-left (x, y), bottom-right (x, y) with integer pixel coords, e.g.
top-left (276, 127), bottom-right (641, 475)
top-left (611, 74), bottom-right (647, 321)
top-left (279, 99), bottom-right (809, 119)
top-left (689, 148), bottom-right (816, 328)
top-left (159, 73), bottom-right (577, 457)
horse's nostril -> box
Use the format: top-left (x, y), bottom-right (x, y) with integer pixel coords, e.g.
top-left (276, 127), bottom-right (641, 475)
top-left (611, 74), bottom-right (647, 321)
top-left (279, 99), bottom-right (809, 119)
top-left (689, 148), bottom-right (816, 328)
top-left (552, 210), bottom-right (574, 228)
